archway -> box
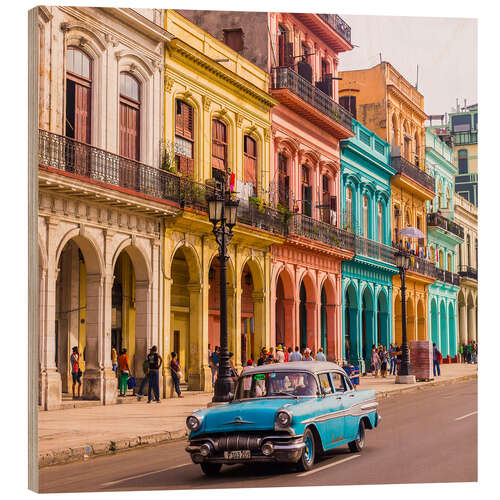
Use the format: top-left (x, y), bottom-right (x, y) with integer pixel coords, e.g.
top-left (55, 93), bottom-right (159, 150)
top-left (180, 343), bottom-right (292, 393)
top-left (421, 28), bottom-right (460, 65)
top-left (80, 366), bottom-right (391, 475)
top-left (458, 290), bottom-right (467, 345)
top-left (439, 300), bottom-right (448, 356)
top-left (275, 268), bottom-right (294, 351)
top-left (361, 285), bottom-right (375, 368)
top-left (171, 245), bottom-right (202, 389)
top-left (344, 282), bottom-right (358, 363)
top-left (467, 292), bottom-right (476, 343)
top-left (448, 302), bottom-right (457, 357)
top-left (406, 297), bottom-right (416, 343)
top-left (377, 289), bottom-right (389, 347)
top-left (321, 278), bottom-right (336, 359)
top-left (299, 273), bottom-right (316, 350)
top-left (394, 294), bottom-right (402, 347)
top-left (430, 298), bottom-right (439, 346)
top-left (417, 299), bottom-right (425, 340)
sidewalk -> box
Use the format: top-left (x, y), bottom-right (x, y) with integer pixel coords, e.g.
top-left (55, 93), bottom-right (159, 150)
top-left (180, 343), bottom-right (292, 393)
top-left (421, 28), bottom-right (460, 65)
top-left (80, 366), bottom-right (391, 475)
top-left (38, 363), bottom-right (477, 467)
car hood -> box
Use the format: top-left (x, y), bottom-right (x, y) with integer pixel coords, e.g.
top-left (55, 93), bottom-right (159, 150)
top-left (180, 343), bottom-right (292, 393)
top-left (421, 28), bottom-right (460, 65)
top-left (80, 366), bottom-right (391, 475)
top-left (192, 398), bottom-right (299, 436)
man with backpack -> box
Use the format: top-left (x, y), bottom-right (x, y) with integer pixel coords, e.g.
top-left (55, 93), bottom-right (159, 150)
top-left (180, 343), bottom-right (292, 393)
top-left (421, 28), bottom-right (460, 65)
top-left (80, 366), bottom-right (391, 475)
top-left (146, 345), bottom-right (162, 403)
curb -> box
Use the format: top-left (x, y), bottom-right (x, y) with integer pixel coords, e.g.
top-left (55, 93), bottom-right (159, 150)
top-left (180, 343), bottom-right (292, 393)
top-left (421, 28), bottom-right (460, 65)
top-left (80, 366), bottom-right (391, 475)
top-left (39, 428), bottom-right (188, 468)
top-left (39, 373), bottom-right (477, 468)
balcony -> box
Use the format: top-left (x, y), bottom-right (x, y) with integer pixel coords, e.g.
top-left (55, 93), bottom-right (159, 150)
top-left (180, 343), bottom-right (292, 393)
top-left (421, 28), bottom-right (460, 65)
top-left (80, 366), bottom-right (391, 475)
top-left (427, 212), bottom-right (464, 240)
top-left (458, 265), bottom-right (478, 281)
top-left (293, 13), bottom-right (352, 52)
top-left (270, 67), bottom-right (353, 138)
top-left (354, 235), bottom-right (395, 265)
top-left (436, 268), bottom-right (460, 286)
top-left (289, 213), bottom-right (355, 252)
top-left (452, 130), bottom-right (477, 145)
top-left (391, 155), bottom-right (435, 194)
top-left (317, 14), bottom-right (351, 44)
top-left (237, 201), bottom-right (288, 236)
top-left (394, 247), bottom-right (437, 279)
top-left (38, 129), bottom-right (181, 205)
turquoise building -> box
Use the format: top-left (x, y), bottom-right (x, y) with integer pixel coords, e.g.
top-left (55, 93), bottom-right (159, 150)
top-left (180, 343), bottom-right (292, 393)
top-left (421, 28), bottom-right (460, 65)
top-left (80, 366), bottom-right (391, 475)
top-left (425, 129), bottom-right (463, 358)
top-left (340, 120), bottom-right (398, 371)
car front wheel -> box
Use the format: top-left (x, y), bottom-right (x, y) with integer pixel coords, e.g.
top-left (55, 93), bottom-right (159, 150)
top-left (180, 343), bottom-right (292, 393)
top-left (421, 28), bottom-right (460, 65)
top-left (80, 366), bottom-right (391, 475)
top-left (200, 463), bottom-right (222, 476)
top-left (296, 428), bottom-right (316, 472)
top-left (348, 420), bottom-right (365, 452)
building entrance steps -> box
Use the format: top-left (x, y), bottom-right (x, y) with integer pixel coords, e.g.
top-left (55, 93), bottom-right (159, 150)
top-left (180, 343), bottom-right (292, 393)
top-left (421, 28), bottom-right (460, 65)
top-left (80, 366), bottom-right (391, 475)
top-left (38, 363), bottom-right (477, 468)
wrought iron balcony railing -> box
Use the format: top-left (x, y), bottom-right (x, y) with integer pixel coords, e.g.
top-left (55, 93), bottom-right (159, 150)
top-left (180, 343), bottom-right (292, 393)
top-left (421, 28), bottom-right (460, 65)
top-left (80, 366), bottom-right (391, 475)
top-left (238, 202), bottom-right (288, 236)
top-left (39, 129), bottom-right (181, 204)
top-left (452, 130), bottom-right (477, 145)
top-left (317, 14), bottom-right (352, 44)
top-left (270, 67), bottom-right (353, 132)
top-left (458, 265), bottom-right (478, 280)
top-left (407, 254), bottom-right (437, 278)
top-left (391, 155), bottom-right (435, 193)
top-left (354, 235), bottom-right (395, 265)
top-left (427, 212), bottom-right (464, 239)
top-left (436, 268), bottom-right (461, 286)
top-left (289, 213), bottom-right (355, 252)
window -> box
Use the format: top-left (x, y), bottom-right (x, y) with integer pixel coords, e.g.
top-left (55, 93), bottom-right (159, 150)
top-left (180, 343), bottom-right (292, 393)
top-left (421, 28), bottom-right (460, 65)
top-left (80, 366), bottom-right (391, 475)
top-left (378, 202), bottom-right (383, 243)
top-left (437, 182), bottom-right (442, 209)
top-left (330, 372), bottom-right (350, 392)
top-left (66, 47), bottom-right (92, 144)
top-left (393, 205), bottom-right (400, 242)
top-left (475, 238), bottom-right (478, 269)
top-left (223, 28), bottom-right (244, 52)
top-left (321, 175), bottom-right (330, 223)
top-left (439, 250), bottom-right (444, 270)
top-left (458, 149), bottom-right (468, 174)
top-left (451, 114), bottom-right (471, 133)
top-left (301, 165), bottom-right (312, 217)
top-left (211, 119), bottom-right (227, 175)
top-left (458, 243), bottom-right (462, 269)
top-left (363, 195), bottom-right (369, 238)
top-left (467, 235), bottom-right (471, 266)
top-left (346, 187), bottom-right (353, 230)
top-left (278, 25), bottom-right (292, 67)
top-left (446, 188), bottom-right (451, 209)
top-left (175, 100), bottom-right (194, 176)
top-left (416, 216), bottom-right (421, 231)
top-left (405, 210), bottom-right (410, 227)
top-left (278, 153), bottom-right (289, 208)
top-left (430, 246), bottom-right (435, 263)
top-left (318, 373), bottom-right (333, 394)
top-left (243, 135), bottom-right (257, 195)
top-left (447, 253), bottom-right (452, 272)
top-left (119, 73), bottom-right (141, 161)
top-left (339, 95), bottom-right (356, 119)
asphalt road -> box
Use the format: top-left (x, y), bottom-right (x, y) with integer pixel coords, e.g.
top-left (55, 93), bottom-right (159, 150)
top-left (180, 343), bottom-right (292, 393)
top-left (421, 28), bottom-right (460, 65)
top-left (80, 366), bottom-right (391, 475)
top-left (39, 379), bottom-right (477, 492)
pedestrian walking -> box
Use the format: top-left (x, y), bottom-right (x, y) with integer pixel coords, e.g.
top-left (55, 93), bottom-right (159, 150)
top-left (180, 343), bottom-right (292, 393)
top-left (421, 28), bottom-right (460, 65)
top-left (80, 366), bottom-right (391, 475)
top-left (146, 345), bottom-right (162, 403)
top-left (275, 345), bottom-right (285, 363)
top-left (211, 346), bottom-right (220, 386)
top-left (371, 345), bottom-right (380, 377)
top-left (303, 349), bottom-right (314, 361)
top-left (70, 346), bottom-right (82, 400)
top-left (267, 347), bottom-right (275, 363)
top-left (170, 352), bottom-right (183, 398)
top-left (432, 342), bottom-right (441, 377)
top-left (471, 341), bottom-right (477, 363)
top-left (117, 348), bottom-right (130, 397)
top-left (289, 346), bottom-right (302, 362)
top-left (285, 346), bottom-right (292, 362)
top-left (208, 344), bottom-right (217, 387)
top-left (257, 348), bottom-right (267, 366)
top-left (380, 347), bottom-right (388, 378)
top-left (458, 343), bottom-right (464, 363)
top-left (111, 346), bottom-right (118, 375)
top-left (388, 344), bottom-right (396, 375)
top-left (315, 347), bottom-right (326, 361)
top-left (136, 355), bottom-right (150, 401)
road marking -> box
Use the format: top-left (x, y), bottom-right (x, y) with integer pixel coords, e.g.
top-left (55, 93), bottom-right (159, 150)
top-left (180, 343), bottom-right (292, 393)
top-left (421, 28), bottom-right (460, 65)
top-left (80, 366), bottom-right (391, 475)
top-left (296, 454), bottom-right (360, 477)
top-left (455, 411), bottom-right (478, 421)
top-left (101, 462), bottom-right (192, 487)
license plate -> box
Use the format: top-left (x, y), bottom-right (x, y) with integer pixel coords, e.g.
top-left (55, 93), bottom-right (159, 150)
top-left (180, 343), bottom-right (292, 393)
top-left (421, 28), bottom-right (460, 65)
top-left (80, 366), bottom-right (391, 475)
top-left (224, 450), bottom-right (251, 459)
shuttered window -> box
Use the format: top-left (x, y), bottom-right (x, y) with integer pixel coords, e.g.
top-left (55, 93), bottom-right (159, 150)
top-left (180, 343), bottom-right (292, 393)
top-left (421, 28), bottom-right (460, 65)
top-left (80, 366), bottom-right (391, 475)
top-left (119, 72), bottom-right (140, 161)
top-left (212, 119), bottom-right (227, 173)
top-left (378, 202), bottom-right (383, 243)
top-left (175, 100), bottom-right (194, 176)
top-left (302, 165), bottom-right (312, 217)
top-left (278, 153), bottom-right (289, 208)
top-left (243, 135), bottom-right (257, 195)
top-left (363, 195), bottom-right (369, 238)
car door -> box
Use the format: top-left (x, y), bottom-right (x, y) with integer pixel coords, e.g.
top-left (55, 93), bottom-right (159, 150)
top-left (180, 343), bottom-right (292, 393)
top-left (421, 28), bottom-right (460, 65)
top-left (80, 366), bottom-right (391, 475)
top-left (339, 373), bottom-right (361, 441)
top-left (315, 372), bottom-right (345, 450)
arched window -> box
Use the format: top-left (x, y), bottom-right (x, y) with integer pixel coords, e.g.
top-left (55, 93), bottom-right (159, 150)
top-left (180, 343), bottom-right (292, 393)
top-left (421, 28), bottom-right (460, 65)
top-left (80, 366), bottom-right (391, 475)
top-left (211, 119), bottom-right (227, 179)
top-left (439, 250), bottom-right (444, 270)
top-left (393, 205), bottom-right (400, 243)
top-left (346, 187), bottom-right (353, 231)
top-left (278, 153), bottom-right (289, 208)
top-left (437, 182), bottom-right (442, 210)
top-left (175, 100), bottom-right (194, 176)
top-left (119, 72), bottom-right (141, 160)
top-left (377, 202), bottom-right (383, 243)
top-left (321, 175), bottom-right (335, 224)
top-left (363, 195), bottom-right (369, 238)
top-left (66, 47), bottom-right (92, 143)
top-left (301, 165), bottom-right (312, 217)
top-left (446, 187), bottom-right (451, 209)
top-left (447, 253), bottom-right (452, 272)
top-left (243, 135), bottom-right (257, 196)
top-left (475, 238), bottom-right (478, 269)
top-left (458, 149), bottom-right (468, 174)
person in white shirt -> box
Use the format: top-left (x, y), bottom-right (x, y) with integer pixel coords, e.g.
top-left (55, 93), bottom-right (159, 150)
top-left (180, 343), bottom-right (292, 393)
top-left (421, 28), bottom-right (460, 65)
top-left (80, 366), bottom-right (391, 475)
top-left (315, 347), bottom-right (326, 361)
top-left (288, 346), bottom-right (302, 362)
top-left (275, 345), bottom-right (285, 363)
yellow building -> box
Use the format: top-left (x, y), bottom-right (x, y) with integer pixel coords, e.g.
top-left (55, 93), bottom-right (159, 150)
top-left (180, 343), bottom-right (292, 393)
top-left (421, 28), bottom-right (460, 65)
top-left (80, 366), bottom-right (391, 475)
top-left (161, 10), bottom-right (283, 394)
top-left (339, 62), bottom-right (437, 345)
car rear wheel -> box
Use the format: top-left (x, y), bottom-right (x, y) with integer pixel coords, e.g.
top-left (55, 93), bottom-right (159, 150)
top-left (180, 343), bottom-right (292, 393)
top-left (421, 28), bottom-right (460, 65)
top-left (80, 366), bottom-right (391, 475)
top-left (296, 428), bottom-right (316, 472)
top-left (200, 463), bottom-right (222, 476)
top-left (348, 420), bottom-right (365, 452)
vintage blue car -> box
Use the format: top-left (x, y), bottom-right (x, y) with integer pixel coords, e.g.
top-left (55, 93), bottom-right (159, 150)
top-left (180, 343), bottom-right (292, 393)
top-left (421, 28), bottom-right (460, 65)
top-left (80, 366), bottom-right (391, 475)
top-left (185, 361), bottom-right (381, 475)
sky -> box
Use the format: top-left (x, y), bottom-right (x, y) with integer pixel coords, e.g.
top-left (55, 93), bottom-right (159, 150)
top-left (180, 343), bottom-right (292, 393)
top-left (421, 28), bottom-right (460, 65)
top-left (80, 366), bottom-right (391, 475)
top-left (337, 14), bottom-right (477, 117)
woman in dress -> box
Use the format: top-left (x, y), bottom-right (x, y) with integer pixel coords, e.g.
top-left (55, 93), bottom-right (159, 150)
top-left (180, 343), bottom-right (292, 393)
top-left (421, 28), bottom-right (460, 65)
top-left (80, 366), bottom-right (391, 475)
top-left (371, 345), bottom-right (380, 377)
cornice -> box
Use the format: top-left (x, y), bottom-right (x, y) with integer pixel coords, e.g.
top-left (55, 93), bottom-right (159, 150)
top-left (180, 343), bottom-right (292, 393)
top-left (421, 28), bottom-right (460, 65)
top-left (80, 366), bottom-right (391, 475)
top-left (167, 39), bottom-right (278, 110)
top-left (387, 84), bottom-right (428, 120)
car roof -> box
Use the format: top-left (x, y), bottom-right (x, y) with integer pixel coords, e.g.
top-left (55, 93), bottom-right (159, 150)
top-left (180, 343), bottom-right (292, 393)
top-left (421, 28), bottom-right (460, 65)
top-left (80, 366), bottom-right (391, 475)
top-left (242, 361), bottom-right (345, 375)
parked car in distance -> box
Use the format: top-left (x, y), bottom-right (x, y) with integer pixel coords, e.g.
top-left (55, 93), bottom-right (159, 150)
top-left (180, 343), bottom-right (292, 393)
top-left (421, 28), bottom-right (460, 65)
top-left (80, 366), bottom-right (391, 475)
top-left (185, 361), bottom-right (381, 475)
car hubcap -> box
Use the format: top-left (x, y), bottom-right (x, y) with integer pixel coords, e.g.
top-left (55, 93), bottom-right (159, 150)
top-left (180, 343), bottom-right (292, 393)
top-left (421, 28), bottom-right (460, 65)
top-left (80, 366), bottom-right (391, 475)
top-left (304, 435), bottom-right (313, 463)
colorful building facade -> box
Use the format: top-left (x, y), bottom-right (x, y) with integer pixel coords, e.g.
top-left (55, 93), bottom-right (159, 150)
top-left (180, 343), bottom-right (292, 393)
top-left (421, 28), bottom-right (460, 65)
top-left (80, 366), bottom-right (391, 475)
top-left (340, 120), bottom-right (398, 370)
top-left (339, 62), bottom-right (437, 347)
top-left (425, 129), bottom-right (463, 358)
top-left (178, 11), bottom-right (357, 361)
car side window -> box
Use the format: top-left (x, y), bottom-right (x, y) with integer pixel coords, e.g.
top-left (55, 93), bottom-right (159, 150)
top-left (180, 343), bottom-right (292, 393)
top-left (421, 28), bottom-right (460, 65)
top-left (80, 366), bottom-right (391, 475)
top-left (318, 373), bottom-right (333, 394)
top-left (330, 372), bottom-right (345, 393)
top-left (342, 374), bottom-right (354, 392)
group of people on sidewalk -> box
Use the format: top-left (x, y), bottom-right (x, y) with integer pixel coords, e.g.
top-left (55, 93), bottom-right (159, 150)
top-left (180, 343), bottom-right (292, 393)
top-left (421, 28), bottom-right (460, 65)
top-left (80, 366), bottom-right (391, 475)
top-left (458, 340), bottom-right (478, 364)
top-left (369, 344), bottom-right (399, 378)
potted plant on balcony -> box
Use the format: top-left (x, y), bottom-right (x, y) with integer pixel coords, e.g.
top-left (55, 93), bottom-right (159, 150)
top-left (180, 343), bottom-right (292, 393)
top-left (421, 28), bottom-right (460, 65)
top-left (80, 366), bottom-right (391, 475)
top-left (277, 203), bottom-right (293, 225)
top-left (160, 140), bottom-right (177, 174)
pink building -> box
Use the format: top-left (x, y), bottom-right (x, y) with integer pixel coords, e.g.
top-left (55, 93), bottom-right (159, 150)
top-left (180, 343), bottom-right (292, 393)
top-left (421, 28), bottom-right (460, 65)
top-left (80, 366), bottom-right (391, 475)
top-left (177, 11), bottom-right (356, 360)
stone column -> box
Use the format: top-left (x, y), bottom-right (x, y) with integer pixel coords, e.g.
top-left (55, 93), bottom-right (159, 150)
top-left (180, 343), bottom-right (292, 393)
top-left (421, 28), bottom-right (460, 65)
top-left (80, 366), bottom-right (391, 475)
top-left (282, 298), bottom-right (295, 349)
top-left (305, 302), bottom-right (317, 351)
top-left (162, 276), bottom-right (173, 397)
top-left (134, 280), bottom-right (151, 389)
top-left (468, 306), bottom-right (476, 342)
top-left (459, 302), bottom-right (468, 345)
top-left (187, 283), bottom-right (203, 391)
top-left (252, 290), bottom-right (266, 361)
top-left (326, 304), bottom-right (336, 360)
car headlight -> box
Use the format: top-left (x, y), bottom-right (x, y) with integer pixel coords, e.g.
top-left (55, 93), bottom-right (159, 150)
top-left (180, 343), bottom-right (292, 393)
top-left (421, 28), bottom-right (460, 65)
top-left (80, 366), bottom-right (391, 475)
top-left (276, 410), bottom-right (292, 427)
top-left (186, 414), bottom-right (203, 431)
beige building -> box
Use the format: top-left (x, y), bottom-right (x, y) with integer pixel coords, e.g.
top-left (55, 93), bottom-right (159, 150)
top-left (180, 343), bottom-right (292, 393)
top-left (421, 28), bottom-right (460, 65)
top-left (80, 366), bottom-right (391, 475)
top-left (453, 194), bottom-right (478, 345)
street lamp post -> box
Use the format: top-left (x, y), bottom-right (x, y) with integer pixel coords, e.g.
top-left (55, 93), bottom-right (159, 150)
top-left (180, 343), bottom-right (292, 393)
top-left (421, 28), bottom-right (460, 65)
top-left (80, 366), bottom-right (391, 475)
top-left (395, 247), bottom-right (416, 384)
top-left (207, 177), bottom-right (239, 403)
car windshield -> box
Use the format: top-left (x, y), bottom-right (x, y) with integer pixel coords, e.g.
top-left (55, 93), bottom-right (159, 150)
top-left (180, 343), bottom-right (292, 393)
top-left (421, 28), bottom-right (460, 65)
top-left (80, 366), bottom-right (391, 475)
top-left (235, 371), bottom-right (319, 399)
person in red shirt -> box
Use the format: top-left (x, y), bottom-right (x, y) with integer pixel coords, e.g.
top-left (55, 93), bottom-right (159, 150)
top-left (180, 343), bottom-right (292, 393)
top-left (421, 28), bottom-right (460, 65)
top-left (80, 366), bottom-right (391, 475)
top-left (117, 348), bottom-right (130, 397)
top-left (70, 346), bottom-right (82, 400)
